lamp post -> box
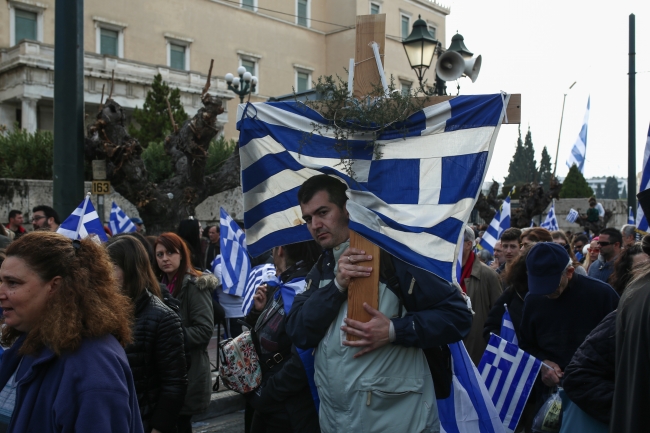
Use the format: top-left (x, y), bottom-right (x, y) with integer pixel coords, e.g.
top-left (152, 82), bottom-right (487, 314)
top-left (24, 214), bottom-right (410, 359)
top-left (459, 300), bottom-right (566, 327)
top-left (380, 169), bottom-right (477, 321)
top-left (401, 15), bottom-right (441, 95)
top-left (402, 17), bottom-right (481, 96)
top-left (225, 66), bottom-right (258, 103)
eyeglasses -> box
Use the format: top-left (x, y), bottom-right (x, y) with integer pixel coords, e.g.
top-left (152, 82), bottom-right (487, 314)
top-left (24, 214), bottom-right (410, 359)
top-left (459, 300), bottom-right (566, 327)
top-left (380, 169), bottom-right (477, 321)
top-left (31, 215), bottom-right (45, 222)
top-left (597, 241), bottom-right (612, 247)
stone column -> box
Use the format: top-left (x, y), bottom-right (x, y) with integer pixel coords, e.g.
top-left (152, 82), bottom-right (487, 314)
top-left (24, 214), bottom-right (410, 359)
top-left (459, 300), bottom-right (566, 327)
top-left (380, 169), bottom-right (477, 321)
top-left (20, 97), bottom-right (39, 133)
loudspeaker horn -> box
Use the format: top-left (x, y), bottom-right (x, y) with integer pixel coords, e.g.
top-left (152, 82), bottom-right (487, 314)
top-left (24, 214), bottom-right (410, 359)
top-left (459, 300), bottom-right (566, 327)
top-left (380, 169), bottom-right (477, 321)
top-left (435, 50), bottom-right (465, 82)
top-left (464, 54), bottom-right (482, 83)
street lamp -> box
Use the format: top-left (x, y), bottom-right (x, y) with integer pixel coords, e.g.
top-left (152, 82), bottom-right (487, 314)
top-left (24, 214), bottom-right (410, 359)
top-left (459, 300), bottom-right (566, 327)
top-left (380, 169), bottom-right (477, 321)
top-left (401, 15), bottom-right (441, 94)
top-left (225, 66), bottom-right (258, 103)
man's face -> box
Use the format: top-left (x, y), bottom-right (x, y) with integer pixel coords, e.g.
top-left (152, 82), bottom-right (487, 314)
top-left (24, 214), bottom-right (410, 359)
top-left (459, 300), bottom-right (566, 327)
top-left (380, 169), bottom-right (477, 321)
top-left (546, 267), bottom-right (574, 300)
top-left (501, 240), bottom-right (520, 264)
top-left (31, 211), bottom-right (51, 231)
top-left (493, 242), bottom-right (503, 262)
top-left (135, 224), bottom-right (143, 233)
top-left (300, 190), bottom-right (349, 249)
top-left (598, 234), bottom-right (619, 260)
top-left (573, 240), bottom-right (585, 256)
top-left (9, 214), bottom-right (23, 227)
top-left (208, 226), bottom-right (220, 244)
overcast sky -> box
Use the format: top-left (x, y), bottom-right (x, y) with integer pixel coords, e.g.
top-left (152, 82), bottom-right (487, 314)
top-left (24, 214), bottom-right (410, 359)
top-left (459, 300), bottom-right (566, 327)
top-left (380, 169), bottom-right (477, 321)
top-left (440, 0), bottom-right (649, 184)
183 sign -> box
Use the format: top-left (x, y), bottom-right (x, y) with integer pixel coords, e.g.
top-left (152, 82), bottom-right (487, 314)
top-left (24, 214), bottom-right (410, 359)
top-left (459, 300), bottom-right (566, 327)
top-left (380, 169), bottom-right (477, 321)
top-left (92, 181), bottom-right (111, 195)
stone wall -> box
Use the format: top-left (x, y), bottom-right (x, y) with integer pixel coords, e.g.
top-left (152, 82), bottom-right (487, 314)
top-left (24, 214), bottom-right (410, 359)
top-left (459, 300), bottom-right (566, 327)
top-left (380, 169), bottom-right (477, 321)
top-left (0, 178), bottom-right (242, 233)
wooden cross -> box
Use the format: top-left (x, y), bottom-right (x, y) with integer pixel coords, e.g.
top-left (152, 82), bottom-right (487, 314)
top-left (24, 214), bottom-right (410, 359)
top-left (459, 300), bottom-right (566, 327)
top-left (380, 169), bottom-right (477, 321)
top-left (346, 14), bottom-right (521, 340)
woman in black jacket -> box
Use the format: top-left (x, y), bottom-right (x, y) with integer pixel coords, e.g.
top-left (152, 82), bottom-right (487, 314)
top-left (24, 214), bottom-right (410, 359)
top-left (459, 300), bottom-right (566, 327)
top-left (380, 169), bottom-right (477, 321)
top-left (245, 241), bottom-right (322, 433)
top-left (106, 236), bottom-right (188, 433)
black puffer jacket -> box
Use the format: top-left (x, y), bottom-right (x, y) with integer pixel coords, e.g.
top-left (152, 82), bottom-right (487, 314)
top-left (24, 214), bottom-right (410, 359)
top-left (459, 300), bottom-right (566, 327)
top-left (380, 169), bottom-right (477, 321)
top-left (125, 290), bottom-right (188, 433)
top-left (562, 310), bottom-right (616, 425)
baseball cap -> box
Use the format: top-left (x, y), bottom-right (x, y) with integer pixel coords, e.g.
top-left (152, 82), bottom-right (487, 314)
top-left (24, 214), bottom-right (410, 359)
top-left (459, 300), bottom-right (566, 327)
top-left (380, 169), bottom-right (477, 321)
top-left (526, 242), bottom-right (572, 295)
top-left (131, 217), bottom-right (144, 225)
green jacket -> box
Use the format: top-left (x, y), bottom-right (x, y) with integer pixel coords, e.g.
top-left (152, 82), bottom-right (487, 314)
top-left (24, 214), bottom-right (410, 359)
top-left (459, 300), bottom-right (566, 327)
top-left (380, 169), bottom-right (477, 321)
top-left (177, 272), bottom-right (217, 415)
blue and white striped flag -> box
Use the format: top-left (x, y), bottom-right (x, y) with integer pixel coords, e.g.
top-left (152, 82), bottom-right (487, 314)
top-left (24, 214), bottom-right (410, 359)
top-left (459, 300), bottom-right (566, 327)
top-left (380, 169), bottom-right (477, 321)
top-left (220, 207), bottom-right (251, 297)
top-left (237, 94), bottom-right (510, 284)
top-left (109, 202), bottom-right (136, 235)
top-left (566, 208), bottom-right (579, 223)
top-left (479, 189), bottom-right (512, 254)
top-left (478, 334), bottom-right (542, 433)
top-left (500, 305), bottom-right (518, 345)
top-left (57, 193), bottom-right (108, 242)
top-left (637, 124), bottom-right (650, 234)
top-left (241, 263), bottom-right (276, 315)
top-left (566, 96), bottom-right (590, 173)
top-left (629, 207), bottom-right (635, 225)
top-left (541, 201), bottom-right (559, 231)
top-left (438, 342), bottom-right (506, 433)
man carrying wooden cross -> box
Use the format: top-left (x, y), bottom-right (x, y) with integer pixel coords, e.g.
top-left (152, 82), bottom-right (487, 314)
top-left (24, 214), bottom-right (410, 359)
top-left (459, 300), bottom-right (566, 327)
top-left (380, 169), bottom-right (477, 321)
top-left (286, 174), bottom-right (472, 433)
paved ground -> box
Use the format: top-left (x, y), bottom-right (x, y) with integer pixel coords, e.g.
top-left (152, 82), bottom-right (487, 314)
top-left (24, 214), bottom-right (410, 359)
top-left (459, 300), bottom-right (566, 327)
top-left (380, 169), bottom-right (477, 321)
top-left (192, 411), bottom-right (245, 433)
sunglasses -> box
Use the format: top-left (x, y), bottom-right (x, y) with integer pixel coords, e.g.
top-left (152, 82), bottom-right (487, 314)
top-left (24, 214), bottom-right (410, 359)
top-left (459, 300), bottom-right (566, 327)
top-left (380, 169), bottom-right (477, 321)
top-left (588, 247), bottom-right (601, 252)
top-left (597, 241), bottom-right (612, 247)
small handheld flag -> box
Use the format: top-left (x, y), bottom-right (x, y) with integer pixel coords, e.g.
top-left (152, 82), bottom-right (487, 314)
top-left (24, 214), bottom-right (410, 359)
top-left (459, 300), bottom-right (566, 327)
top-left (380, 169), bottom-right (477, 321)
top-left (220, 208), bottom-right (251, 297)
top-left (57, 193), bottom-right (108, 242)
top-left (541, 201), bottom-right (559, 231)
top-left (109, 202), bottom-right (136, 235)
top-left (241, 263), bottom-right (276, 315)
top-left (479, 188), bottom-right (513, 254)
top-left (500, 305), bottom-right (518, 345)
top-left (628, 207), bottom-right (635, 225)
top-left (478, 334), bottom-right (542, 433)
top-left (566, 208), bottom-right (579, 223)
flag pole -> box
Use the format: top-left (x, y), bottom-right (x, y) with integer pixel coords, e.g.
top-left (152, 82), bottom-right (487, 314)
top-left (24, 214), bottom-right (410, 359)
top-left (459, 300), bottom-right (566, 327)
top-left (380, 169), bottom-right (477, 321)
top-left (553, 82), bottom-right (576, 177)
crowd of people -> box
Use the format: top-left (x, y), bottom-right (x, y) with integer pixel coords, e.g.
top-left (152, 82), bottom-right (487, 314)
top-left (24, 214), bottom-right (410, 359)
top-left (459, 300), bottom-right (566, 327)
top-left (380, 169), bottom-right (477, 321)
top-left (1, 180), bottom-right (650, 433)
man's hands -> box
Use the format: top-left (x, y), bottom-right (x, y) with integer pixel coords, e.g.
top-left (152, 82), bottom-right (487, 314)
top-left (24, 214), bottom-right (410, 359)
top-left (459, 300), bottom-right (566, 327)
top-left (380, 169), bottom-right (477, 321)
top-left (541, 360), bottom-right (563, 387)
top-left (335, 247), bottom-right (373, 290)
top-left (253, 284), bottom-right (268, 312)
top-left (341, 303), bottom-right (391, 358)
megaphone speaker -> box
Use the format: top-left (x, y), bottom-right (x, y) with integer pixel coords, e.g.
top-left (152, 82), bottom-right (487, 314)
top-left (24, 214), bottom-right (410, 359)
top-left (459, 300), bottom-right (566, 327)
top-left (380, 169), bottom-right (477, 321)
top-left (464, 54), bottom-right (482, 83)
top-left (435, 51), bottom-right (465, 82)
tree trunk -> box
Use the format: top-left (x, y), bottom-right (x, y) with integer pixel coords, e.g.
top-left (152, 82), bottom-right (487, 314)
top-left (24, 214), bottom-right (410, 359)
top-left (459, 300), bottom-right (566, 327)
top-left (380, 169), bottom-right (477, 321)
top-left (85, 92), bottom-right (241, 234)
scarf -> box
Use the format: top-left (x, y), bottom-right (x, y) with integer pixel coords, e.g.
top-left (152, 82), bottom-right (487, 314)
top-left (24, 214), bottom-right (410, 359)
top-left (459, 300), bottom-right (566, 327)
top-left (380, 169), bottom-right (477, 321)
top-left (460, 251), bottom-right (475, 293)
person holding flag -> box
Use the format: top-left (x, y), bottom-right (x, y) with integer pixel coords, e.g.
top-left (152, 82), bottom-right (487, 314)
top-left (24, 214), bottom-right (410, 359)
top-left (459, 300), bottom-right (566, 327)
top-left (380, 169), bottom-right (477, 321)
top-left (243, 241), bottom-right (322, 433)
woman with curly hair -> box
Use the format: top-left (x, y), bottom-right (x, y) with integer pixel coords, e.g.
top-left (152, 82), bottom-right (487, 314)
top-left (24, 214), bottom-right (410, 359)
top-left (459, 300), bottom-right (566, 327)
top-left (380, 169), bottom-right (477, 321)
top-left (551, 230), bottom-right (587, 275)
top-left (154, 233), bottom-right (216, 433)
top-left (608, 243), bottom-right (648, 295)
top-left (0, 232), bottom-right (142, 432)
top-left (106, 236), bottom-right (188, 433)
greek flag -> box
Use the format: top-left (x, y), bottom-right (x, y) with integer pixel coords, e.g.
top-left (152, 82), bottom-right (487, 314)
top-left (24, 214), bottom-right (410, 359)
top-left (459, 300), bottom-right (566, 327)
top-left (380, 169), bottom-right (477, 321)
top-left (241, 263), bottom-right (276, 315)
top-left (57, 194), bottom-right (108, 242)
top-left (637, 123), bottom-right (650, 233)
top-left (479, 189), bottom-right (512, 254)
top-left (566, 96), bottom-right (590, 173)
top-left (478, 334), bottom-right (542, 433)
top-left (541, 201), bottom-right (559, 231)
top-left (500, 305), bottom-right (518, 345)
top-left (629, 207), bottom-right (635, 225)
top-left (566, 208), bottom-right (579, 223)
top-left (109, 202), bottom-right (136, 235)
top-left (237, 94), bottom-right (509, 283)
top-left (438, 342), bottom-right (506, 433)
top-left (220, 207), bottom-right (251, 297)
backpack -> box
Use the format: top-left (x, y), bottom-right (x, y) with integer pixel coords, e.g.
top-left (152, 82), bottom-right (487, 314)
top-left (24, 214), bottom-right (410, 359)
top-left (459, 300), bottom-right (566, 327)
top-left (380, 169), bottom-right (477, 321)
top-left (587, 207), bottom-right (599, 222)
top-left (379, 251), bottom-right (453, 400)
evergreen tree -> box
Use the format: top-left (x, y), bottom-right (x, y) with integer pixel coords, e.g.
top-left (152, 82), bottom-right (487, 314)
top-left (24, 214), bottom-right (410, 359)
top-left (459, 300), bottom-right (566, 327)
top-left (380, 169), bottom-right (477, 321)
top-left (128, 74), bottom-right (188, 147)
top-left (621, 184), bottom-right (628, 199)
top-left (604, 176), bottom-right (620, 199)
top-left (538, 146), bottom-right (553, 190)
top-left (596, 183), bottom-right (604, 199)
top-left (505, 126), bottom-right (539, 185)
top-left (560, 164), bottom-right (594, 198)
top-left (523, 127), bottom-right (538, 182)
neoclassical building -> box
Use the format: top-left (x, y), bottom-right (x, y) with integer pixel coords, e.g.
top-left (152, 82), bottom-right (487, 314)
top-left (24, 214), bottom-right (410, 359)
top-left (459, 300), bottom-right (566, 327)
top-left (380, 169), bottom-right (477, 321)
top-left (0, 0), bottom-right (449, 139)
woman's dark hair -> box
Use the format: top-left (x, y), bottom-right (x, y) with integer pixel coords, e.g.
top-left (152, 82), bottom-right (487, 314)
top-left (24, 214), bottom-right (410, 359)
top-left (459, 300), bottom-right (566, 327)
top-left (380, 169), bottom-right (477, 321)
top-left (154, 232), bottom-right (199, 280)
top-left (283, 240), bottom-right (322, 269)
top-left (114, 231), bottom-right (157, 271)
top-left (177, 219), bottom-right (203, 270)
top-left (609, 244), bottom-right (645, 295)
top-left (1, 232), bottom-right (133, 355)
top-left (106, 236), bottom-right (162, 301)
top-left (504, 246), bottom-right (532, 295)
top-left (521, 227), bottom-right (553, 243)
top-left (551, 230), bottom-right (582, 269)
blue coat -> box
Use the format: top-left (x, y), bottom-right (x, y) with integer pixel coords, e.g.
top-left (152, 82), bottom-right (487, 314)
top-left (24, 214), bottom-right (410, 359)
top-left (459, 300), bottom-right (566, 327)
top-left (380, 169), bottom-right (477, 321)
top-left (0, 334), bottom-right (144, 433)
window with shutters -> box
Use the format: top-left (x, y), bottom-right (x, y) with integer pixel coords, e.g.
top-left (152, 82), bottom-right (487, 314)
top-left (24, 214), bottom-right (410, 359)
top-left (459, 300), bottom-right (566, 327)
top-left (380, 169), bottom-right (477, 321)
top-left (100, 28), bottom-right (118, 56)
top-left (241, 0), bottom-right (255, 11)
top-left (297, 0), bottom-right (309, 27)
top-left (401, 14), bottom-right (410, 40)
top-left (370, 2), bottom-right (380, 14)
top-left (169, 44), bottom-right (186, 70)
top-left (15, 9), bottom-right (37, 43)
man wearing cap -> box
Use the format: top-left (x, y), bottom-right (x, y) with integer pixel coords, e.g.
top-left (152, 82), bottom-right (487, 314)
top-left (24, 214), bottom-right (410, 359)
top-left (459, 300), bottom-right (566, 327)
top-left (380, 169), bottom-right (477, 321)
top-left (520, 242), bottom-right (619, 387)
top-left (131, 217), bottom-right (145, 234)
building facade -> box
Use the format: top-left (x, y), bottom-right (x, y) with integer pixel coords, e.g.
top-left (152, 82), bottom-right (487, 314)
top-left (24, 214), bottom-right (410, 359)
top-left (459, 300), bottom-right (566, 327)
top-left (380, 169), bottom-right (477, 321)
top-left (0, 0), bottom-right (449, 139)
